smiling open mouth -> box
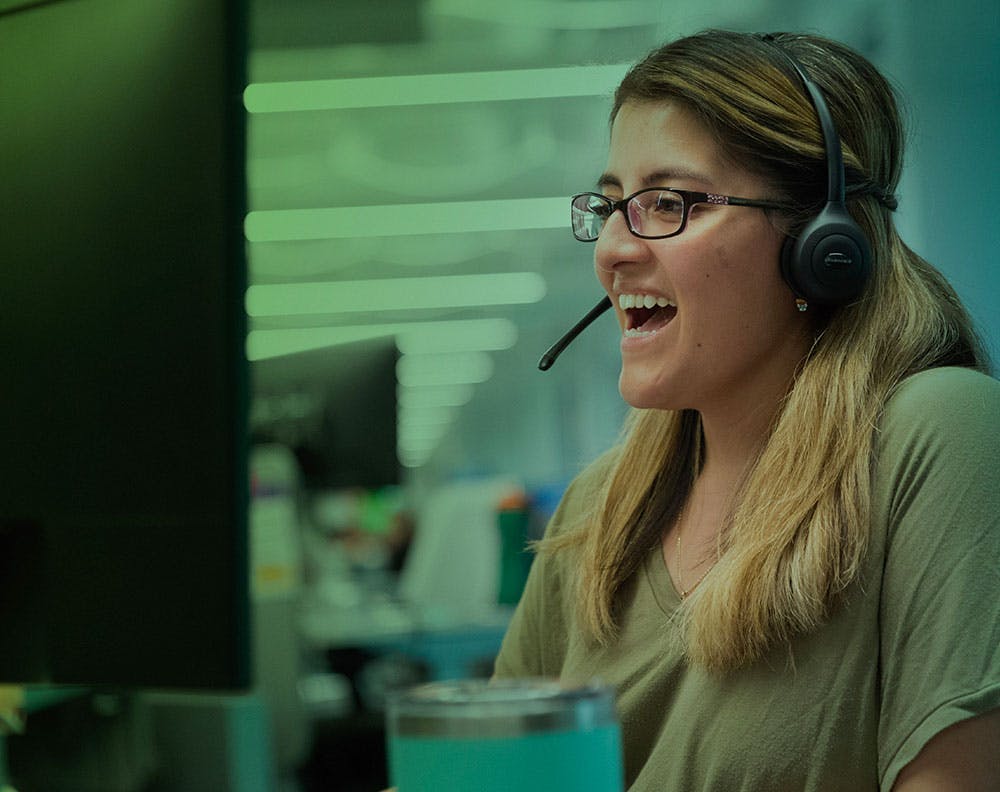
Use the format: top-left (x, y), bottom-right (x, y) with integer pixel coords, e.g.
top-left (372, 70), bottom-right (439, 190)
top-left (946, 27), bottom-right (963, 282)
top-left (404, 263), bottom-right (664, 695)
top-left (620, 293), bottom-right (677, 337)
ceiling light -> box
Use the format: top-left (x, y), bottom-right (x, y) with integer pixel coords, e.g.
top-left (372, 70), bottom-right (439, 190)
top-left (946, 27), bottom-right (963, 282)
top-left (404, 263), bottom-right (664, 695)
top-left (244, 63), bottom-right (630, 113)
top-left (244, 197), bottom-right (566, 242)
top-left (397, 425), bottom-right (451, 462)
top-left (396, 352), bottom-right (494, 387)
top-left (427, 0), bottom-right (662, 30)
top-left (397, 384), bottom-right (475, 409)
top-left (399, 450), bottom-right (435, 469)
top-left (397, 432), bottom-right (447, 450)
top-left (246, 272), bottom-right (544, 318)
top-left (398, 406), bottom-right (457, 428)
top-left (397, 423), bottom-right (451, 444)
top-left (246, 317), bottom-right (517, 360)
top-left (394, 318), bottom-right (517, 355)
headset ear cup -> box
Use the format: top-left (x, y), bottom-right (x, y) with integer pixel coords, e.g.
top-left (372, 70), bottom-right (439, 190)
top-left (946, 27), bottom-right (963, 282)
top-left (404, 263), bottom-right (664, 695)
top-left (780, 205), bottom-right (872, 305)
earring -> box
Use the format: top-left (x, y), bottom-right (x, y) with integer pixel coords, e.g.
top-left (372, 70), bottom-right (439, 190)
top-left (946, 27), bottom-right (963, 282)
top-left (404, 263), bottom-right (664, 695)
top-left (795, 298), bottom-right (809, 312)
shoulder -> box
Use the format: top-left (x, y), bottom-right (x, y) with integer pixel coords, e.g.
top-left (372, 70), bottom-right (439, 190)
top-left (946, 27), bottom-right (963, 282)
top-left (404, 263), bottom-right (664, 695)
top-left (573, 447), bottom-right (621, 493)
top-left (878, 366), bottom-right (1000, 455)
top-left (883, 366), bottom-right (999, 423)
top-left (543, 447), bottom-right (620, 540)
top-left (874, 366), bottom-right (1000, 538)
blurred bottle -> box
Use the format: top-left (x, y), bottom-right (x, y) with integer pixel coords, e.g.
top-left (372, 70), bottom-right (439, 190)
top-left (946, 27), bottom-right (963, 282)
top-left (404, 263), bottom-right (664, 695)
top-left (496, 492), bottom-right (531, 606)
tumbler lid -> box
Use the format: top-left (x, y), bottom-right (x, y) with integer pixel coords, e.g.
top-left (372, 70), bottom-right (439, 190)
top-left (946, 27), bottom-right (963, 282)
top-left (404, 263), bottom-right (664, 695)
top-left (387, 678), bottom-right (617, 738)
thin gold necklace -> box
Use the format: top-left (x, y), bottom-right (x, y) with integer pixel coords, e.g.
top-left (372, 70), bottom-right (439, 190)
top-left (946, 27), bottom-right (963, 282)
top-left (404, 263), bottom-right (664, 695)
top-left (675, 509), bottom-right (714, 599)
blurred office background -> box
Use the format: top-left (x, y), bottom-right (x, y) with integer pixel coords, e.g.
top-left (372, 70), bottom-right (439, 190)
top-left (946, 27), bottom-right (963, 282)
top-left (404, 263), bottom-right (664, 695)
top-left (3, 0), bottom-right (997, 790)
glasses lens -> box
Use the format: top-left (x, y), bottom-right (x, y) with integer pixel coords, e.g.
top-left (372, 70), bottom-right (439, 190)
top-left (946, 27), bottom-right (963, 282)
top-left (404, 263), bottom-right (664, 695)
top-left (571, 194), bottom-right (610, 241)
top-left (629, 189), bottom-right (684, 238)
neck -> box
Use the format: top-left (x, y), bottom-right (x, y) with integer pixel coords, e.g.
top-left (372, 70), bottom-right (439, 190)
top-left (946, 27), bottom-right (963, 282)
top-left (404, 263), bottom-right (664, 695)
top-left (696, 391), bottom-right (785, 488)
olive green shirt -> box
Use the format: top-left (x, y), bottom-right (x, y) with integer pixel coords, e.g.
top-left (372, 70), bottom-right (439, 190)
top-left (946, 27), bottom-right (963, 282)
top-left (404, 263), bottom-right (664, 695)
top-left (494, 367), bottom-right (1000, 791)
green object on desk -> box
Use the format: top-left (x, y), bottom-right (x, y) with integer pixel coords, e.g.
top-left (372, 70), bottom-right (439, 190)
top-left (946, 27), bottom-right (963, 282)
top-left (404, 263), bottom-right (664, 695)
top-left (497, 507), bottom-right (531, 605)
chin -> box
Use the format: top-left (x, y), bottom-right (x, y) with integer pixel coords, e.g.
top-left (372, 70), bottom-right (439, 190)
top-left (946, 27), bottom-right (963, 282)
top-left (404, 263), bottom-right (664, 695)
top-left (618, 375), bottom-right (683, 411)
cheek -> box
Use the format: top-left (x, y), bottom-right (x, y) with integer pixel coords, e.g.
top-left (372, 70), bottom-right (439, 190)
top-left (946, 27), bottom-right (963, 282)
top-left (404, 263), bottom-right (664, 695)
top-left (714, 228), bottom-right (784, 287)
top-left (688, 241), bottom-right (788, 333)
top-left (683, 243), bottom-right (750, 306)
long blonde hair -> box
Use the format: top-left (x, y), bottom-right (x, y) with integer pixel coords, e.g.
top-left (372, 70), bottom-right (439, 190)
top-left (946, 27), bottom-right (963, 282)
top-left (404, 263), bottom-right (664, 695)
top-left (544, 31), bottom-right (988, 673)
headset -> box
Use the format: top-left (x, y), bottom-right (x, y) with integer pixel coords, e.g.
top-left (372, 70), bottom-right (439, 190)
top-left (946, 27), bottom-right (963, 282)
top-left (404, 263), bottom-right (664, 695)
top-left (765, 36), bottom-right (872, 306)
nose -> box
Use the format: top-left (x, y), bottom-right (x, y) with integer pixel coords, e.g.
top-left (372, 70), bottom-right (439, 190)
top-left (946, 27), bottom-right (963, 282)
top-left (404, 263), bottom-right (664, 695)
top-left (594, 206), bottom-right (647, 273)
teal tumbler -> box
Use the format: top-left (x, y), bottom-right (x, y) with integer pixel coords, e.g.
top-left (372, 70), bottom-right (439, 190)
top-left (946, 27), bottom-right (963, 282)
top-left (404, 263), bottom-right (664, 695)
top-left (386, 678), bottom-right (623, 791)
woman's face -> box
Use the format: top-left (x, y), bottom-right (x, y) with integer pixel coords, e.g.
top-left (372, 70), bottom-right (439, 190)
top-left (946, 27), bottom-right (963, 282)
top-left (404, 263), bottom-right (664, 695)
top-left (594, 100), bottom-right (812, 416)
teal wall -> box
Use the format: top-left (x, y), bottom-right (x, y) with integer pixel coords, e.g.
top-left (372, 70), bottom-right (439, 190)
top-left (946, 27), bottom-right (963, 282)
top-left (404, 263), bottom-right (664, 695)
top-left (892, 1), bottom-right (999, 368)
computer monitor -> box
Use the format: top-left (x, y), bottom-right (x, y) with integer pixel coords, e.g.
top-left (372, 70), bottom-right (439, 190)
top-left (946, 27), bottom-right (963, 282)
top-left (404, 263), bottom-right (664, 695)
top-left (251, 338), bottom-right (401, 491)
top-left (0, 0), bottom-right (250, 689)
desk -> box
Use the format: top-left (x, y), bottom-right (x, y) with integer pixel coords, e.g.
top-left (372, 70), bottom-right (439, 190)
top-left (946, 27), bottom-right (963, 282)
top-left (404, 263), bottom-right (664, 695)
top-left (300, 600), bottom-right (513, 681)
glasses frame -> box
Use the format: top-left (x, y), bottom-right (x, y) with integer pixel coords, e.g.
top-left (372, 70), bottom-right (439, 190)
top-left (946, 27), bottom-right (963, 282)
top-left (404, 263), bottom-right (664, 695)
top-left (570, 187), bottom-right (789, 242)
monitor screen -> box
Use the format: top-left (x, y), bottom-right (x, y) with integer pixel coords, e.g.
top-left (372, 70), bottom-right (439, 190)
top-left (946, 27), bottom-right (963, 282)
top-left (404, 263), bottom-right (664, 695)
top-left (251, 338), bottom-right (401, 491)
top-left (0, 0), bottom-right (250, 688)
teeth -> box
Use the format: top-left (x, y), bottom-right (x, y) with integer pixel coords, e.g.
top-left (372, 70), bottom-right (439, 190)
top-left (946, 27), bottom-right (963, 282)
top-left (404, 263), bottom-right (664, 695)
top-left (618, 293), bottom-right (676, 310)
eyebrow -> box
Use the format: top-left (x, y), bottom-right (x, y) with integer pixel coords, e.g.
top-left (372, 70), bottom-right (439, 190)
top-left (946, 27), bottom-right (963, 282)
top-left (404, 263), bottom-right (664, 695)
top-left (596, 168), bottom-right (713, 192)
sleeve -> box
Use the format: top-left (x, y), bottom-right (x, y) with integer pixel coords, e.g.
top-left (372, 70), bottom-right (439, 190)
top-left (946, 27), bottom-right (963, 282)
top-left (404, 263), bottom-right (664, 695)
top-left (493, 455), bottom-right (611, 680)
top-left (874, 367), bottom-right (1000, 789)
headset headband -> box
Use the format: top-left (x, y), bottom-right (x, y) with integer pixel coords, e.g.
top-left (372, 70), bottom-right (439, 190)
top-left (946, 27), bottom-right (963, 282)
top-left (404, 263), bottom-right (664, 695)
top-left (761, 34), bottom-right (845, 207)
top-left (760, 34), bottom-right (873, 305)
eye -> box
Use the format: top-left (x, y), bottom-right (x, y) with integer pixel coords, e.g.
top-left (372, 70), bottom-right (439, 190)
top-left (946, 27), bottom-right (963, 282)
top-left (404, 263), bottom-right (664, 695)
top-left (652, 191), bottom-right (684, 214)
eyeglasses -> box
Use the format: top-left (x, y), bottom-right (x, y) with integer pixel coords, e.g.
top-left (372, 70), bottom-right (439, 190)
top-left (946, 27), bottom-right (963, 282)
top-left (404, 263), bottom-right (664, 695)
top-left (570, 187), bottom-right (787, 242)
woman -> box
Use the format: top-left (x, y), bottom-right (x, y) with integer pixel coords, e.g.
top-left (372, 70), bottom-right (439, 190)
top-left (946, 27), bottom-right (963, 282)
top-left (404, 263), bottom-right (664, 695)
top-left (493, 30), bottom-right (1000, 790)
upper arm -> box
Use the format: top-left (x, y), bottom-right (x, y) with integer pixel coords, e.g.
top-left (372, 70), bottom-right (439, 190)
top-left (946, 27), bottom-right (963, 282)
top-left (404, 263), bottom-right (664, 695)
top-left (875, 369), bottom-right (1000, 787)
top-left (891, 707), bottom-right (1000, 791)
